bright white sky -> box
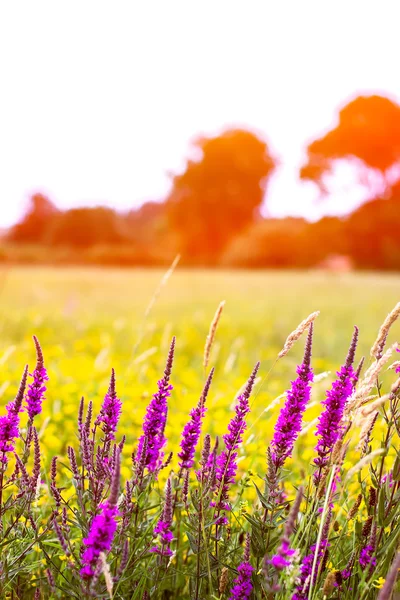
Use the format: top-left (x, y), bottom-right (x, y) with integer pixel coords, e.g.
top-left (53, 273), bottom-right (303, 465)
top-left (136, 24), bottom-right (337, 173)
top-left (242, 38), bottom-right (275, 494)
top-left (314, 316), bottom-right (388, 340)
top-left (1, 1), bottom-right (399, 227)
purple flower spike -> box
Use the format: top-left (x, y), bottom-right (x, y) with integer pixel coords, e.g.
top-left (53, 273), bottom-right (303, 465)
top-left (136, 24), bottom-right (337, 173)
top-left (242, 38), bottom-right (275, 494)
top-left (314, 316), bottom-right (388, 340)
top-left (313, 327), bottom-right (358, 485)
top-left (270, 324), bottom-right (314, 470)
top-left (269, 486), bottom-right (303, 571)
top-left (0, 367), bottom-right (28, 464)
top-left (228, 534), bottom-right (254, 600)
top-left (25, 337), bottom-right (48, 422)
top-left (95, 369), bottom-right (122, 442)
top-left (178, 368), bottom-right (214, 470)
top-left (80, 451), bottom-right (121, 578)
top-left (137, 338), bottom-right (175, 473)
top-left (150, 478), bottom-right (174, 557)
top-left (214, 363), bottom-right (259, 520)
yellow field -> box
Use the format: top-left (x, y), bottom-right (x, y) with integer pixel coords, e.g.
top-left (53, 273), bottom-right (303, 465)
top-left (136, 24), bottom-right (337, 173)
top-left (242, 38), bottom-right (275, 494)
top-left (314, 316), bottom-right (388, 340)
top-left (0, 267), bottom-right (399, 481)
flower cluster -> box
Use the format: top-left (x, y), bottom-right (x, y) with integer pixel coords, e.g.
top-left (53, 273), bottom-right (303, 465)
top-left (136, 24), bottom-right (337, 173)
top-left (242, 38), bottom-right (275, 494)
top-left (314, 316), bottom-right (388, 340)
top-left (313, 327), bottom-right (358, 484)
top-left (178, 369), bottom-right (213, 470)
top-left (151, 478), bottom-right (174, 557)
top-left (270, 324), bottom-right (314, 470)
top-left (25, 336), bottom-right (48, 421)
top-left (0, 367), bottom-right (28, 463)
top-left (94, 369), bottom-right (122, 443)
top-left (137, 338), bottom-right (175, 472)
top-left (213, 363), bottom-right (259, 521)
top-left (228, 534), bottom-right (253, 600)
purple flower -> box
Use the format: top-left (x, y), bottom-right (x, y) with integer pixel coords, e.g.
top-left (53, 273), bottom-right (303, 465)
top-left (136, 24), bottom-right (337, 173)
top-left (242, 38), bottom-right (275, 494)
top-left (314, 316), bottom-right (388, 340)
top-left (359, 545), bottom-right (376, 569)
top-left (396, 348), bottom-right (400, 373)
top-left (137, 338), bottom-right (175, 473)
top-left (228, 534), bottom-right (253, 600)
top-left (150, 478), bottom-right (174, 557)
top-left (270, 325), bottom-right (314, 470)
top-left (80, 451), bottom-right (121, 578)
top-left (94, 369), bottom-right (122, 442)
top-left (214, 363), bottom-right (259, 520)
top-left (292, 541), bottom-right (328, 600)
top-left (25, 336), bottom-right (48, 421)
top-left (178, 369), bottom-right (214, 470)
top-left (269, 486), bottom-right (303, 571)
top-left (292, 508), bottom-right (331, 600)
top-left (80, 502), bottom-right (120, 577)
top-left (313, 327), bottom-right (358, 485)
top-left (0, 367), bottom-right (28, 464)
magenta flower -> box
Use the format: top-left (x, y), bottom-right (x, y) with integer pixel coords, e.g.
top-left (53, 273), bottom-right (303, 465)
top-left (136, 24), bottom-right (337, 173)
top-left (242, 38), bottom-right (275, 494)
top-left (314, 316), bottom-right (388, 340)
top-left (94, 369), bottom-right (122, 442)
top-left (150, 478), bottom-right (174, 557)
top-left (270, 325), bottom-right (314, 470)
top-left (178, 368), bottom-right (214, 470)
top-left (228, 534), bottom-right (253, 600)
top-left (0, 367), bottom-right (28, 464)
top-left (80, 502), bottom-right (120, 578)
top-left (292, 541), bottom-right (328, 600)
top-left (214, 363), bottom-right (259, 522)
top-left (313, 327), bottom-right (358, 485)
top-left (80, 451), bottom-right (121, 578)
top-left (396, 348), bottom-right (400, 373)
top-left (25, 336), bottom-right (48, 421)
top-left (137, 338), bottom-right (175, 473)
top-left (359, 545), bottom-right (376, 569)
top-left (269, 486), bottom-right (303, 571)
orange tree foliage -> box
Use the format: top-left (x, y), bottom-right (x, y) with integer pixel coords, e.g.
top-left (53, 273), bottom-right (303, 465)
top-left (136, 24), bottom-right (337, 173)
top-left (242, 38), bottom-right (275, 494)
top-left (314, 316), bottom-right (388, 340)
top-left (300, 95), bottom-right (400, 193)
top-left (166, 129), bottom-right (276, 263)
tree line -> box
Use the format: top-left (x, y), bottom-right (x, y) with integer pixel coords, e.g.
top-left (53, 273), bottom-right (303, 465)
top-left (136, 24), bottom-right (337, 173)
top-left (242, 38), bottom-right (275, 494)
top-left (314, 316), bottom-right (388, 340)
top-left (5, 94), bottom-right (400, 269)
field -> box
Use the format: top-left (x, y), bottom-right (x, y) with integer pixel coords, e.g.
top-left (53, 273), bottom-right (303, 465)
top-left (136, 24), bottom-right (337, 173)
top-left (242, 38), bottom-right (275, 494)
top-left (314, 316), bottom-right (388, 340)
top-left (1, 267), bottom-right (399, 476)
top-left (1, 267), bottom-right (400, 599)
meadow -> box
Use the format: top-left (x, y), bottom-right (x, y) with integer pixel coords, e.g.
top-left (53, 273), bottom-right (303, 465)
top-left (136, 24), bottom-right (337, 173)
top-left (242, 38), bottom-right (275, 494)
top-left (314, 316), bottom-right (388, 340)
top-left (0, 266), bottom-right (399, 599)
top-left (1, 267), bottom-right (399, 463)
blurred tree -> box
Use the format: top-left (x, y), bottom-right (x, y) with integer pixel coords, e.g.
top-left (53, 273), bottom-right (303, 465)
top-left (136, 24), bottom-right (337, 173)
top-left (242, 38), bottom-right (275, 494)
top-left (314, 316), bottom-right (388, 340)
top-left (47, 207), bottom-right (126, 247)
top-left (345, 184), bottom-right (400, 270)
top-left (300, 95), bottom-right (400, 196)
top-left (9, 193), bottom-right (59, 243)
top-left (166, 128), bottom-right (276, 263)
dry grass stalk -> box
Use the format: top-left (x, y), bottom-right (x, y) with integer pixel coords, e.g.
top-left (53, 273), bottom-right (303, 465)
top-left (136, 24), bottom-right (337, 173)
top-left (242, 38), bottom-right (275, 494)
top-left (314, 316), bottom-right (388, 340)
top-left (203, 301), bottom-right (225, 369)
top-left (278, 311), bottom-right (320, 359)
top-left (360, 394), bottom-right (390, 417)
top-left (371, 301), bottom-right (400, 359)
top-left (322, 571), bottom-right (336, 597)
top-left (144, 254), bottom-right (180, 319)
top-left (345, 344), bottom-right (398, 415)
top-left (100, 552), bottom-right (113, 598)
top-left (346, 448), bottom-right (384, 479)
top-left (219, 566), bottom-right (229, 594)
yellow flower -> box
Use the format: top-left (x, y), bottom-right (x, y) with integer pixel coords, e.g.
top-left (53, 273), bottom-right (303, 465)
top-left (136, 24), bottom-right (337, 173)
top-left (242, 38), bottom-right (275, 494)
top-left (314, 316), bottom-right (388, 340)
top-left (373, 577), bottom-right (385, 589)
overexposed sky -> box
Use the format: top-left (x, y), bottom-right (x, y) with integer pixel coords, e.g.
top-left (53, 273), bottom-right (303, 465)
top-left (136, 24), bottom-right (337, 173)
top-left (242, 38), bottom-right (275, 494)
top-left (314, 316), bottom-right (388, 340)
top-left (1, 1), bottom-right (399, 227)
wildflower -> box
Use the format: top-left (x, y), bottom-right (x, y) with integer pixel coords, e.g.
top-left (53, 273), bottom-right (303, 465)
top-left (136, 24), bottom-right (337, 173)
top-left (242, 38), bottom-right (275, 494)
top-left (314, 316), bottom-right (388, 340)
top-left (359, 545), bottom-right (376, 569)
top-left (271, 324), bottom-right (314, 471)
top-left (25, 336), bottom-right (48, 421)
top-left (373, 577), bottom-right (386, 589)
top-left (137, 338), bottom-right (175, 472)
top-left (228, 534), bottom-right (253, 600)
top-left (94, 369), bottom-right (122, 443)
top-left (178, 368), bottom-right (214, 470)
top-left (314, 327), bottom-right (358, 485)
top-left (292, 508), bottom-right (331, 600)
top-left (269, 486), bottom-right (303, 570)
top-left (150, 478), bottom-right (174, 557)
top-left (80, 451), bottom-right (121, 578)
top-left (0, 367), bottom-right (28, 464)
top-left (214, 363), bottom-right (260, 521)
